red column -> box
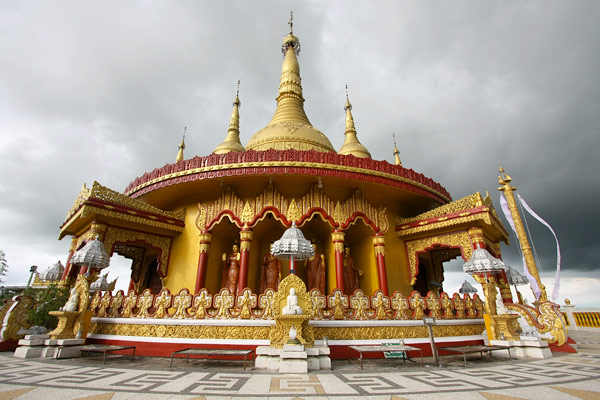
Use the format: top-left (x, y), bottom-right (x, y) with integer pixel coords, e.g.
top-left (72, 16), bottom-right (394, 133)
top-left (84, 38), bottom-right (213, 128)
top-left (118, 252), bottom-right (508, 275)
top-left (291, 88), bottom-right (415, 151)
top-left (195, 231), bottom-right (212, 294)
top-left (237, 227), bottom-right (253, 294)
top-left (61, 237), bottom-right (79, 281)
top-left (332, 230), bottom-right (345, 291)
top-left (372, 233), bottom-right (389, 296)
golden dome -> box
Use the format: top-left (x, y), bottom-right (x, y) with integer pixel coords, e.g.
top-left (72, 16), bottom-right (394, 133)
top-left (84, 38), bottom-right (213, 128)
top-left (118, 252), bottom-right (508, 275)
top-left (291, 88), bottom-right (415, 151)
top-left (338, 96), bottom-right (371, 158)
top-left (246, 27), bottom-right (335, 153)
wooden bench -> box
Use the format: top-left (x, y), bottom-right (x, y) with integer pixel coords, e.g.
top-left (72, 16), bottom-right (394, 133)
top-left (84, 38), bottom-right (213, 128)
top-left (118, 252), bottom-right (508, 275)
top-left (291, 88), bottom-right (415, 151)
top-left (440, 345), bottom-right (511, 366)
top-left (74, 345), bottom-right (136, 365)
top-left (169, 348), bottom-right (255, 370)
top-left (347, 344), bottom-right (424, 370)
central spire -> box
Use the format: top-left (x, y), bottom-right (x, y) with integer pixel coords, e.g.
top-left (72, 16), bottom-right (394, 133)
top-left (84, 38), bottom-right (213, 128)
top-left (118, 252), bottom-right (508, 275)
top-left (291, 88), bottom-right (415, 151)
top-left (246, 14), bottom-right (335, 153)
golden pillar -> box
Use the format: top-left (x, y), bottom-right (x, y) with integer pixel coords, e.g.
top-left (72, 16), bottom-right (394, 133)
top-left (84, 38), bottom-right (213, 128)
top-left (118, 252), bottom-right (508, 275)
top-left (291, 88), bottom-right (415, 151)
top-left (331, 230), bottom-right (345, 291)
top-left (498, 168), bottom-right (548, 301)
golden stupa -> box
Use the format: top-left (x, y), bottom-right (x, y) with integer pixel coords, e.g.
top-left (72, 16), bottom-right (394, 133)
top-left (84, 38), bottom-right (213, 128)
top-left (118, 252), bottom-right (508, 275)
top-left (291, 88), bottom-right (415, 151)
top-left (55, 16), bottom-right (568, 356)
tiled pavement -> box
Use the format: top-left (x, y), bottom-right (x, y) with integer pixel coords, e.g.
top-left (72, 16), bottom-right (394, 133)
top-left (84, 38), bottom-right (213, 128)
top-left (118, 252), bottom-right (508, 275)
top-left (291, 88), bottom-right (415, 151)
top-left (1, 331), bottom-right (599, 400)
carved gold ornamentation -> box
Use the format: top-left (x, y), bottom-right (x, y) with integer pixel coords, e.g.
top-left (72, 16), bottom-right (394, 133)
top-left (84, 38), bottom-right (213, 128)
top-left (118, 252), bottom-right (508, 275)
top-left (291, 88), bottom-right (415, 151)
top-left (372, 235), bottom-right (385, 257)
top-left (309, 289), bottom-right (326, 320)
top-left (349, 290), bottom-right (372, 320)
top-left (390, 291), bottom-right (410, 320)
top-left (371, 291), bottom-right (390, 320)
top-left (94, 323), bottom-right (271, 340)
top-left (425, 292), bottom-right (442, 319)
top-left (331, 230), bottom-right (345, 254)
top-left (98, 292), bottom-right (111, 317)
top-left (452, 293), bottom-right (466, 319)
top-left (196, 183), bottom-right (388, 233)
top-left (198, 232), bottom-right (212, 254)
top-left (405, 231), bottom-right (472, 285)
top-left (327, 289), bottom-right (348, 320)
top-left (239, 229), bottom-right (253, 252)
top-left (109, 291), bottom-right (124, 317)
top-left (409, 292), bottom-right (425, 320)
top-left (286, 198), bottom-right (302, 222)
top-left (153, 289), bottom-right (172, 319)
top-left (241, 202), bottom-right (254, 224)
top-left (313, 324), bottom-right (484, 341)
top-left (234, 289), bottom-right (257, 319)
top-left (122, 292), bottom-right (138, 318)
top-left (398, 193), bottom-right (485, 224)
top-left (192, 289), bottom-right (212, 319)
top-left (171, 289), bottom-right (192, 319)
top-left (0, 295), bottom-right (34, 340)
top-left (440, 292), bottom-right (453, 319)
top-left (506, 301), bottom-right (567, 345)
top-left (103, 226), bottom-right (172, 277)
top-left (137, 290), bottom-right (154, 318)
top-left (258, 289), bottom-right (275, 319)
top-left (213, 288), bottom-right (234, 319)
top-left (473, 294), bottom-right (485, 318)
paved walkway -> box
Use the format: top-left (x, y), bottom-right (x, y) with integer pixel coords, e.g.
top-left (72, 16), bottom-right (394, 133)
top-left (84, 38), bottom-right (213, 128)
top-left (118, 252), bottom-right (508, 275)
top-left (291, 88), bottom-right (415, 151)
top-left (1, 331), bottom-right (599, 400)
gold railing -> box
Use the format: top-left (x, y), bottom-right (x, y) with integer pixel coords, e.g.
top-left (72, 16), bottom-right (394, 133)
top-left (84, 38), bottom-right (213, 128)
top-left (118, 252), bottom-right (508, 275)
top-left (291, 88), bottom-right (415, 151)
top-left (90, 287), bottom-right (485, 321)
top-left (573, 311), bottom-right (600, 328)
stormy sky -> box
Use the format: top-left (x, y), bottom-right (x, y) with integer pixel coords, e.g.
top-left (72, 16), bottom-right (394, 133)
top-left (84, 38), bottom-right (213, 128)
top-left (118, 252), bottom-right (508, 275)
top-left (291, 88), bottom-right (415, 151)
top-left (1, 2), bottom-right (598, 306)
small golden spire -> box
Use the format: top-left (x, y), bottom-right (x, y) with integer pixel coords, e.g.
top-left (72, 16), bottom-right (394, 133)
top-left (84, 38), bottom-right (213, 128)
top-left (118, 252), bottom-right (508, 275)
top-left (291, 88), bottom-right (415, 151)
top-left (213, 81), bottom-right (245, 154)
top-left (393, 133), bottom-right (402, 166)
top-left (338, 86), bottom-right (371, 158)
top-left (288, 11), bottom-right (294, 34)
top-left (175, 126), bottom-right (186, 162)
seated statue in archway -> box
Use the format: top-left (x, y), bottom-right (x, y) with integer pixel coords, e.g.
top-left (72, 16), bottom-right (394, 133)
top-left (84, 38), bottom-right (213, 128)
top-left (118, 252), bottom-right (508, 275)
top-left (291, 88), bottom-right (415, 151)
top-left (282, 288), bottom-right (303, 315)
top-left (260, 244), bottom-right (281, 293)
top-left (221, 243), bottom-right (241, 295)
top-left (306, 242), bottom-right (325, 294)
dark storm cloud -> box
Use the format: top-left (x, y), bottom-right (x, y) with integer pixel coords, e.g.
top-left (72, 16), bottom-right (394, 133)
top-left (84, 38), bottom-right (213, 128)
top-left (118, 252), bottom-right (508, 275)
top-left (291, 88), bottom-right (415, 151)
top-left (1, 1), bottom-right (598, 292)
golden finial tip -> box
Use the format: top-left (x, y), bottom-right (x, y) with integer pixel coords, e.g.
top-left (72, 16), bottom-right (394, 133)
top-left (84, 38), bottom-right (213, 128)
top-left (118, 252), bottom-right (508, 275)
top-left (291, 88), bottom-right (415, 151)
top-left (288, 11), bottom-right (294, 34)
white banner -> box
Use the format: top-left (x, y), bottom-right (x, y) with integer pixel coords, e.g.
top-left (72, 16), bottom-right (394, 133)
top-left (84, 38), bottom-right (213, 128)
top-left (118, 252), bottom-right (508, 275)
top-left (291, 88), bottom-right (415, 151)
top-left (500, 194), bottom-right (542, 300)
top-left (517, 194), bottom-right (562, 301)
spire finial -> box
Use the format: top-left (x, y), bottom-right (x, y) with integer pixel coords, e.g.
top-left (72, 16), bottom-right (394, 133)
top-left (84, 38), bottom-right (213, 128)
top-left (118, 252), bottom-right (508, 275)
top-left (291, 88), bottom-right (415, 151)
top-left (344, 84), bottom-right (352, 111)
top-left (233, 80), bottom-right (241, 106)
top-left (393, 133), bottom-right (402, 166)
top-left (288, 11), bottom-right (294, 34)
top-left (176, 126), bottom-right (186, 162)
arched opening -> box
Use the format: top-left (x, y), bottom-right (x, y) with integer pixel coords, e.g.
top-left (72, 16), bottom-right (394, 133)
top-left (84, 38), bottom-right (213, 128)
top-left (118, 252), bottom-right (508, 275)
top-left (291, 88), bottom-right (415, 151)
top-left (413, 245), bottom-right (462, 296)
top-left (205, 216), bottom-right (240, 294)
top-left (343, 218), bottom-right (377, 295)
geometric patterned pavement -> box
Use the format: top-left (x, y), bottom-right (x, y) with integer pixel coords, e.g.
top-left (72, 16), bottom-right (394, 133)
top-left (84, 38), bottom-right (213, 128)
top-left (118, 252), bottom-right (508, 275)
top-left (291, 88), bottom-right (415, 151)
top-left (1, 332), bottom-right (599, 400)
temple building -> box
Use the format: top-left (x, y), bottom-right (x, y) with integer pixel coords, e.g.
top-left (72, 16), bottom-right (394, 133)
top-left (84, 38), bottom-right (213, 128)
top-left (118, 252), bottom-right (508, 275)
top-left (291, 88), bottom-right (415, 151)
top-left (54, 18), bottom-right (567, 356)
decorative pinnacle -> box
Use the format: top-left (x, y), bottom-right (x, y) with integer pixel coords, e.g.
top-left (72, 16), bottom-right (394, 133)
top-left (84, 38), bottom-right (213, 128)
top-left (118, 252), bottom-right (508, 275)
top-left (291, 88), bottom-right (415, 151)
top-left (282, 11), bottom-right (300, 55)
top-left (393, 133), bottom-right (402, 166)
top-left (234, 80), bottom-right (241, 106)
top-left (344, 85), bottom-right (352, 111)
top-left (498, 162), bottom-right (514, 191)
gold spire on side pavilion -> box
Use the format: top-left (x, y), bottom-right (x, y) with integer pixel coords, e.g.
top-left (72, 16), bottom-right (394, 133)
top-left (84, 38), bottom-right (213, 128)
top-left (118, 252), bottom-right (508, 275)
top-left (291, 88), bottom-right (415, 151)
top-left (393, 133), bottom-right (402, 166)
top-left (338, 86), bottom-right (371, 158)
top-left (245, 13), bottom-right (335, 153)
top-left (175, 127), bottom-right (186, 162)
top-left (213, 81), bottom-right (245, 154)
